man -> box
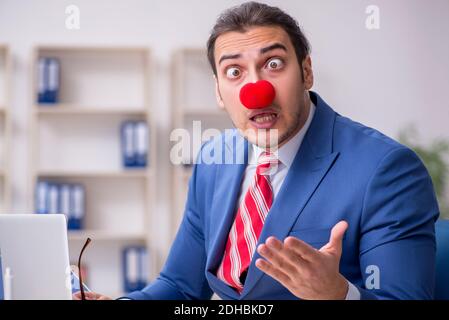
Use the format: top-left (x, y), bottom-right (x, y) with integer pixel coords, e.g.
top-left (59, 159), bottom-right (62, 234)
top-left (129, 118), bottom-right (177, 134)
top-left (77, 2), bottom-right (439, 300)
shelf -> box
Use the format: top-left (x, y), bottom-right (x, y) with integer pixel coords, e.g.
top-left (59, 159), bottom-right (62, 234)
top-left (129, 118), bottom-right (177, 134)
top-left (36, 115), bottom-right (151, 172)
top-left (35, 105), bottom-right (148, 116)
top-left (33, 47), bottom-right (149, 108)
top-left (37, 170), bottom-right (151, 179)
top-left (68, 229), bottom-right (146, 242)
top-left (31, 44), bottom-right (156, 299)
top-left (171, 48), bottom-right (226, 236)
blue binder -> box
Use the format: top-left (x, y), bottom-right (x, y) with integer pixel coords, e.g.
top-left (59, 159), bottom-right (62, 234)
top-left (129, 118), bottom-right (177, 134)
top-left (35, 181), bottom-right (49, 214)
top-left (121, 121), bottom-right (137, 167)
top-left (48, 183), bottom-right (60, 214)
top-left (37, 57), bottom-right (60, 104)
top-left (35, 181), bottom-right (85, 230)
top-left (45, 58), bottom-right (60, 103)
top-left (68, 184), bottom-right (85, 230)
top-left (122, 246), bottom-right (148, 292)
top-left (120, 121), bottom-right (149, 168)
top-left (37, 58), bottom-right (47, 104)
top-left (59, 184), bottom-right (71, 224)
top-left (134, 121), bottom-right (148, 167)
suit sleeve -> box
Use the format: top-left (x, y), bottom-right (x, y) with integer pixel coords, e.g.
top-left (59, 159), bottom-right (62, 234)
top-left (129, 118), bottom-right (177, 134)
top-left (355, 146), bottom-right (439, 300)
top-left (125, 158), bottom-right (213, 300)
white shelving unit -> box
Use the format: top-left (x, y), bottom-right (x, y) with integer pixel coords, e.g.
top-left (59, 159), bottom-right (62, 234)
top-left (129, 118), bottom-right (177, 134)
top-left (171, 48), bottom-right (233, 237)
top-left (29, 46), bottom-right (156, 298)
top-left (0, 45), bottom-right (12, 213)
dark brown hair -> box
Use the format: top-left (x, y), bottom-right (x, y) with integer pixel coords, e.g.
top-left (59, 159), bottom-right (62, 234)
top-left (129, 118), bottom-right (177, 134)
top-left (206, 1), bottom-right (311, 76)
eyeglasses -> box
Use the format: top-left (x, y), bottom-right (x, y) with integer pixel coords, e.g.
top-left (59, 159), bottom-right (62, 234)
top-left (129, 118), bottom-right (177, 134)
top-left (77, 237), bottom-right (91, 300)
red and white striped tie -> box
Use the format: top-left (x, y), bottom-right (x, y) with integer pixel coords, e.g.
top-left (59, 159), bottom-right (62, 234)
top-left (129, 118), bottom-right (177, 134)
top-left (217, 151), bottom-right (279, 293)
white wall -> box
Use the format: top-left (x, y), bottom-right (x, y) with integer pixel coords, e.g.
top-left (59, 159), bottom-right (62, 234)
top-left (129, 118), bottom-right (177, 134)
top-left (1, 0), bottom-right (448, 259)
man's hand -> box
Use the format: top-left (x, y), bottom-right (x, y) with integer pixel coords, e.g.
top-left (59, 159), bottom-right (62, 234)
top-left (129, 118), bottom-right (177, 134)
top-left (72, 291), bottom-right (112, 300)
top-left (255, 220), bottom-right (349, 300)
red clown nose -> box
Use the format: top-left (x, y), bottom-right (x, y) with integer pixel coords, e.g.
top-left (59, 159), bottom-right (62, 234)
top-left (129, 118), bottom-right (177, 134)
top-left (239, 80), bottom-right (276, 109)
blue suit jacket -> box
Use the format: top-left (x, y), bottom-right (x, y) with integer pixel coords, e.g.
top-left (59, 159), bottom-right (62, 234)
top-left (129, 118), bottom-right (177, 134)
top-left (128, 92), bottom-right (439, 300)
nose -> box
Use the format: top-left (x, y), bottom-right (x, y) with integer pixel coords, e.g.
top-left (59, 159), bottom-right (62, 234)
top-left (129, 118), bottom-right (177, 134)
top-left (239, 80), bottom-right (276, 109)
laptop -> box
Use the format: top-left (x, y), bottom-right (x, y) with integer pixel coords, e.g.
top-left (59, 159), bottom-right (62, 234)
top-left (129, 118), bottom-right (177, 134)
top-left (0, 214), bottom-right (73, 300)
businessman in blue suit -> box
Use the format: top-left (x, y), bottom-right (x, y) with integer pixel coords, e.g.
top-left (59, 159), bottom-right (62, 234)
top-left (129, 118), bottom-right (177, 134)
top-left (78, 2), bottom-right (438, 300)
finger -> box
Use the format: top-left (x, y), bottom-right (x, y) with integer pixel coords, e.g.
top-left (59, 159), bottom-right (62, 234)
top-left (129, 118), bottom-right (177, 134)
top-left (321, 221), bottom-right (348, 254)
top-left (283, 236), bottom-right (320, 262)
top-left (265, 236), bottom-right (287, 255)
top-left (257, 240), bottom-right (298, 275)
top-left (83, 292), bottom-right (100, 300)
top-left (255, 258), bottom-right (292, 288)
top-left (266, 237), bottom-right (309, 270)
top-left (83, 292), bottom-right (95, 300)
top-left (72, 292), bottom-right (82, 300)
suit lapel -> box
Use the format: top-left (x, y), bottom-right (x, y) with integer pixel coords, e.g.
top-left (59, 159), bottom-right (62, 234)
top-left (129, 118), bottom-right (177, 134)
top-left (240, 91), bottom-right (340, 298)
top-left (205, 133), bottom-right (248, 298)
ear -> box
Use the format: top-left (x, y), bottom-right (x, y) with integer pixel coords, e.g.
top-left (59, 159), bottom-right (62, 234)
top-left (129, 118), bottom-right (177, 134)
top-left (302, 55), bottom-right (314, 90)
top-left (214, 75), bottom-right (225, 109)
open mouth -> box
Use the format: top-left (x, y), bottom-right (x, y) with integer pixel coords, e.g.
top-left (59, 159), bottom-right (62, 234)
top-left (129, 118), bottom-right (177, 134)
top-left (250, 113), bottom-right (279, 123)
top-left (249, 112), bottom-right (280, 129)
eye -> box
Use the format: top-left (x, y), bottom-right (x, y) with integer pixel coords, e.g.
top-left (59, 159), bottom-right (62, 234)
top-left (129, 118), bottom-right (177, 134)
top-left (266, 58), bottom-right (284, 70)
top-left (225, 67), bottom-right (241, 79)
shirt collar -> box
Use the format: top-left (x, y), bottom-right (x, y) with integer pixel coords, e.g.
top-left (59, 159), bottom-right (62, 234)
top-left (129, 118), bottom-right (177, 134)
top-left (250, 100), bottom-right (316, 170)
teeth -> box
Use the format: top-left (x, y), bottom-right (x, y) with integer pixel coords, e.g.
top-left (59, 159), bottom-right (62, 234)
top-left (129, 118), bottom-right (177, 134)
top-left (253, 113), bottom-right (277, 123)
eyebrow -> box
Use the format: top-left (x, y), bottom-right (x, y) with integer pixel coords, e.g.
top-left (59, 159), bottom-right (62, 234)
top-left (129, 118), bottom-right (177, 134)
top-left (260, 43), bottom-right (287, 54)
top-left (218, 43), bottom-right (287, 65)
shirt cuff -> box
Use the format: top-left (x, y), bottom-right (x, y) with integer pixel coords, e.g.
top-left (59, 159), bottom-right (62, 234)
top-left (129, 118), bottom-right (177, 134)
top-left (345, 281), bottom-right (361, 300)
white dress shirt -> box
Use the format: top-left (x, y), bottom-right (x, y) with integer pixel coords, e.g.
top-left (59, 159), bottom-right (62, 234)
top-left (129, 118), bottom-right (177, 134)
top-left (237, 100), bottom-right (360, 300)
